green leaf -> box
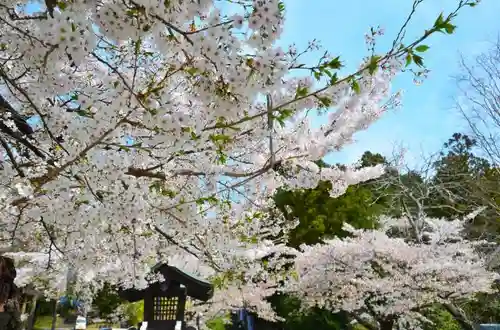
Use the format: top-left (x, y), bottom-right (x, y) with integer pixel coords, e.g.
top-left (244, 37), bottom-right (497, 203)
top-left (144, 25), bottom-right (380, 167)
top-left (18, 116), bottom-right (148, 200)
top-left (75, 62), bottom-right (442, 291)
top-left (279, 108), bottom-right (294, 118)
top-left (209, 134), bottom-right (232, 144)
top-left (329, 73), bottom-right (338, 85)
top-left (76, 109), bottom-right (92, 118)
top-left (317, 97), bottom-right (332, 107)
top-left (185, 67), bottom-right (198, 76)
top-left (196, 196), bottom-right (219, 205)
top-left (367, 55), bottom-right (381, 75)
top-left (415, 45), bottom-right (430, 52)
top-left (313, 71), bottom-right (321, 81)
top-left (126, 9), bottom-right (139, 16)
top-left (405, 53), bottom-right (412, 67)
top-left (295, 86), bottom-right (309, 98)
top-left (327, 56), bottom-right (342, 69)
top-left (278, 1), bottom-right (285, 12)
top-left (434, 13), bottom-right (445, 28)
top-left (190, 131), bottom-right (200, 140)
top-left (322, 69), bottom-right (333, 78)
top-left (351, 80), bottom-right (360, 94)
top-left (443, 23), bottom-right (456, 34)
top-left (57, 1), bottom-right (67, 10)
top-left (413, 54), bottom-right (424, 67)
top-left (274, 108), bottom-right (294, 127)
top-left (134, 38), bottom-right (142, 55)
top-left (216, 150), bottom-right (227, 164)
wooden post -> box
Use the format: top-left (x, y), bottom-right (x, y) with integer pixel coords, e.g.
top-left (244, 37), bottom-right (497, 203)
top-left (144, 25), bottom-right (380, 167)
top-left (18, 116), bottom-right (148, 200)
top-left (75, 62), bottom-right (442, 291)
top-left (20, 298), bottom-right (27, 330)
top-left (26, 295), bottom-right (38, 330)
top-left (50, 299), bottom-right (58, 330)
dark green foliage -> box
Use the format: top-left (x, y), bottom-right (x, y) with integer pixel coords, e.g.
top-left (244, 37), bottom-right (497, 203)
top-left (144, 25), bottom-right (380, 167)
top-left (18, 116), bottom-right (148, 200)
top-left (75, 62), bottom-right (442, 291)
top-left (274, 181), bottom-right (380, 248)
top-left (421, 305), bottom-right (461, 330)
top-left (421, 292), bottom-right (500, 330)
top-left (268, 294), bottom-right (351, 330)
top-left (426, 133), bottom-right (500, 240)
top-left (358, 151), bottom-right (387, 168)
top-left (457, 292), bottom-right (500, 325)
top-left (92, 282), bottom-right (123, 320)
top-left (123, 301), bottom-right (144, 327)
top-left (34, 300), bottom-right (54, 316)
top-left (274, 152), bottom-right (389, 249)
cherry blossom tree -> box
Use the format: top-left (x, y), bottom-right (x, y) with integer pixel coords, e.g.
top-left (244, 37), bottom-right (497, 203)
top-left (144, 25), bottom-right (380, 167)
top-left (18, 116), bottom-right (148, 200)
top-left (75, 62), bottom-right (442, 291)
top-left (0, 0), bottom-right (489, 323)
top-left (284, 213), bottom-right (499, 330)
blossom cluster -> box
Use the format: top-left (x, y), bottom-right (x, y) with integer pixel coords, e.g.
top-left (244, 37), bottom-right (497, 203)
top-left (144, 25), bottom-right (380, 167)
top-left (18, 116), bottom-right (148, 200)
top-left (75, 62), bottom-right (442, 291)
top-left (0, 0), bottom-right (397, 287)
top-left (284, 216), bottom-right (499, 327)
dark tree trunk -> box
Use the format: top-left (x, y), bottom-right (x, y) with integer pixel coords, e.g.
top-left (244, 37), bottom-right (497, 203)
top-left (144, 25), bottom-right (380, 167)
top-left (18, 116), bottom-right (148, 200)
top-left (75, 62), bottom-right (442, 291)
top-left (50, 299), bottom-right (58, 330)
top-left (26, 295), bottom-right (38, 330)
top-left (379, 319), bottom-right (394, 330)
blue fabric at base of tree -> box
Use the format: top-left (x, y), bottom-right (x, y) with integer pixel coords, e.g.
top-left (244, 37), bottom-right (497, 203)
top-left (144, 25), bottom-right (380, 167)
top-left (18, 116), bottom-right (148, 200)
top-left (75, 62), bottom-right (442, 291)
top-left (232, 309), bottom-right (254, 330)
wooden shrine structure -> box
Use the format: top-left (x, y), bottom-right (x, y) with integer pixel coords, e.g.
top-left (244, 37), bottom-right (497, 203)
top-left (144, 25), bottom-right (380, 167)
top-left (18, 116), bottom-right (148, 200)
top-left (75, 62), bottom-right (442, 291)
top-left (119, 263), bottom-right (214, 330)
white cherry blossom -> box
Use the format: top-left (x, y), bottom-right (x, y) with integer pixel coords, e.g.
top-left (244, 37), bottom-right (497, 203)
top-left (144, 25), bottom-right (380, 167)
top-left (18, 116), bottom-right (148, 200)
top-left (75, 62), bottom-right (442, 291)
top-left (0, 0), bottom-right (486, 323)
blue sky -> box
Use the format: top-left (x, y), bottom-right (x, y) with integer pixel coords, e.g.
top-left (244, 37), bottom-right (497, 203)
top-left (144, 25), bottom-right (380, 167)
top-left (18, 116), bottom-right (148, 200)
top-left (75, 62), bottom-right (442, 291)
top-left (277, 0), bottom-right (500, 167)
